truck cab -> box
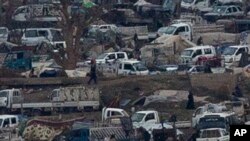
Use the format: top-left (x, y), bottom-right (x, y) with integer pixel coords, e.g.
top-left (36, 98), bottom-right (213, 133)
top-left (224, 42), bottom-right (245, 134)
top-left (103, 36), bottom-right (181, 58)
top-left (118, 60), bottom-right (149, 75)
top-left (131, 110), bottom-right (160, 128)
top-left (92, 52), bottom-right (129, 64)
top-left (222, 45), bottom-right (250, 68)
top-left (160, 23), bottom-right (192, 40)
top-left (101, 108), bottom-right (130, 125)
top-left (0, 115), bottom-right (19, 128)
top-left (181, 45), bottom-right (216, 65)
top-left (0, 89), bottom-right (22, 109)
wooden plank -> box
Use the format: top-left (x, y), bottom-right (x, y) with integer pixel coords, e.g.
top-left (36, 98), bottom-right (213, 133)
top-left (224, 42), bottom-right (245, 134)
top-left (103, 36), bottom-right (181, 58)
top-left (0, 77), bottom-right (85, 86)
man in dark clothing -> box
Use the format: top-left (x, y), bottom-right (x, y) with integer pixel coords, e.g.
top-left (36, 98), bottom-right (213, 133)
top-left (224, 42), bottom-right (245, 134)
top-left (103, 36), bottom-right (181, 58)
top-left (197, 36), bottom-right (203, 45)
top-left (186, 91), bottom-right (195, 109)
top-left (88, 59), bottom-right (97, 85)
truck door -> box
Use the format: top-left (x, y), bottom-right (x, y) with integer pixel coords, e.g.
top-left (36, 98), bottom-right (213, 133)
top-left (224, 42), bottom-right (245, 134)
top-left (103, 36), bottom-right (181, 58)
top-left (192, 107), bottom-right (203, 127)
top-left (192, 49), bottom-right (203, 63)
top-left (235, 48), bottom-right (245, 62)
top-left (123, 63), bottom-right (136, 75)
top-left (2, 118), bottom-right (10, 128)
top-left (105, 54), bottom-right (116, 63)
top-left (10, 117), bottom-right (18, 127)
top-left (144, 113), bottom-right (157, 124)
top-left (175, 26), bottom-right (191, 40)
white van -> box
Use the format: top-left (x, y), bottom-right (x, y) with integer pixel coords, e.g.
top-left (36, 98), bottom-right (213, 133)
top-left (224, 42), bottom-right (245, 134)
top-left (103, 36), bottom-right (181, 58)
top-left (181, 45), bottom-right (216, 64)
top-left (222, 45), bottom-right (250, 68)
top-left (118, 60), bottom-right (149, 75)
top-left (93, 52), bottom-right (129, 64)
top-left (21, 28), bottom-right (66, 48)
top-left (0, 115), bottom-right (19, 128)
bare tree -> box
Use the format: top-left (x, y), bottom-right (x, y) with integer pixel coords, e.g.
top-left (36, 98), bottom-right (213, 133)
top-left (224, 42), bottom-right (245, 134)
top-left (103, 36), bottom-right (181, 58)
top-left (53, 0), bottom-right (102, 69)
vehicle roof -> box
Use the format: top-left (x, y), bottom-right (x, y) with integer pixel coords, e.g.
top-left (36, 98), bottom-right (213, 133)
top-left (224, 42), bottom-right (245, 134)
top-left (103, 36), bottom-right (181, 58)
top-left (0, 115), bottom-right (18, 119)
top-left (136, 110), bottom-right (157, 114)
top-left (105, 108), bottom-right (125, 112)
top-left (103, 51), bottom-right (126, 54)
top-left (185, 45), bottom-right (214, 50)
top-left (121, 59), bottom-right (140, 64)
top-left (201, 112), bottom-right (235, 118)
top-left (24, 28), bottom-right (61, 30)
top-left (171, 23), bottom-right (190, 27)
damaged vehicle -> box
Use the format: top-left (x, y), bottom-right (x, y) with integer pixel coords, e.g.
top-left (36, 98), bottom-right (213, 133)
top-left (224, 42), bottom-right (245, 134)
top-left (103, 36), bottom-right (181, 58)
top-left (204, 5), bottom-right (244, 22)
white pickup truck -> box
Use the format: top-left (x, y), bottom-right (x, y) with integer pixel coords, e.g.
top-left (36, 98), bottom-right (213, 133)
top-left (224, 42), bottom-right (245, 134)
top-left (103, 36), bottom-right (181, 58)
top-left (222, 45), bottom-right (250, 68)
top-left (0, 87), bottom-right (100, 115)
top-left (102, 108), bottom-right (184, 139)
top-left (196, 128), bottom-right (229, 141)
top-left (117, 60), bottom-right (149, 76)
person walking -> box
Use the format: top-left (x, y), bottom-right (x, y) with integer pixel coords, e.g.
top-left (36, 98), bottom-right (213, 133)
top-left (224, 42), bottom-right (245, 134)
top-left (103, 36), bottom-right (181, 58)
top-left (88, 59), bottom-right (97, 85)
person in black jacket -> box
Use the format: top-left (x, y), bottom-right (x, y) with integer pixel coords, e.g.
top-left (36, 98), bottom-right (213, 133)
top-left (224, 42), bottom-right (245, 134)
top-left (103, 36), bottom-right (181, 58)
top-left (88, 59), bottom-right (97, 85)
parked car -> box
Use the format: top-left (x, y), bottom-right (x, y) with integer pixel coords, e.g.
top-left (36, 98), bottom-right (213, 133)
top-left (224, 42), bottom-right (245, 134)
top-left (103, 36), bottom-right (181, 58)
top-left (204, 5), bottom-right (244, 22)
top-left (21, 28), bottom-right (66, 49)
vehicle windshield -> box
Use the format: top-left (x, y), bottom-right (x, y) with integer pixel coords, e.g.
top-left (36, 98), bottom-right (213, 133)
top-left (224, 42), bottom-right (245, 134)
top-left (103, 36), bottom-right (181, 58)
top-left (97, 53), bottom-right (108, 59)
top-left (182, 0), bottom-right (194, 4)
top-left (164, 26), bottom-right (177, 35)
top-left (213, 6), bottom-right (227, 14)
top-left (181, 49), bottom-right (194, 57)
top-left (157, 27), bottom-right (168, 34)
top-left (0, 91), bottom-right (8, 97)
top-left (198, 117), bottom-right (226, 129)
top-left (133, 63), bottom-right (148, 71)
top-left (0, 28), bottom-right (7, 35)
top-left (222, 47), bottom-right (237, 55)
top-left (131, 113), bottom-right (145, 122)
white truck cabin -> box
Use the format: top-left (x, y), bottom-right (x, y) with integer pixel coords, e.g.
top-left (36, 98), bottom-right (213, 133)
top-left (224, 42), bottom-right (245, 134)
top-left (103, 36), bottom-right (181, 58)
top-left (160, 23), bottom-right (192, 40)
top-left (196, 128), bottom-right (229, 141)
top-left (222, 45), bottom-right (250, 68)
top-left (92, 52), bottom-right (128, 64)
top-left (0, 89), bottom-right (22, 108)
top-left (181, 45), bottom-right (216, 64)
top-left (131, 110), bottom-right (160, 127)
top-left (101, 108), bottom-right (129, 122)
top-left (118, 60), bottom-right (149, 75)
top-left (0, 115), bottom-right (19, 128)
